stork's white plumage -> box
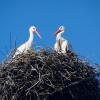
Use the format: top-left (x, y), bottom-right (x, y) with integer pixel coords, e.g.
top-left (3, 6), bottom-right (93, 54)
top-left (54, 26), bottom-right (69, 54)
top-left (13, 26), bottom-right (42, 58)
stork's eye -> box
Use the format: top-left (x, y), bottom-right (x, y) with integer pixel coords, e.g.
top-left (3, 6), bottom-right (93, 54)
top-left (60, 26), bottom-right (63, 29)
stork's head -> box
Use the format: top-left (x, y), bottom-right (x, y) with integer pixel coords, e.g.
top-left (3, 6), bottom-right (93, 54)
top-left (29, 26), bottom-right (42, 39)
top-left (55, 26), bottom-right (65, 36)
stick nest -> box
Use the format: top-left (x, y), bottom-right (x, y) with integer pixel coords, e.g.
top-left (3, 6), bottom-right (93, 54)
top-left (0, 48), bottom-right (99, 100)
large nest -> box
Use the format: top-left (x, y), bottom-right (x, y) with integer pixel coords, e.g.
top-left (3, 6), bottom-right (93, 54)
top-left (0, 48), bottom-right (99, 100)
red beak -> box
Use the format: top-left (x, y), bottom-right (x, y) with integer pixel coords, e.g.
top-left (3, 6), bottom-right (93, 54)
top-left (55, 29), bottom-right (62, 35)
top-left (35, 30), bottom-right (42, 39)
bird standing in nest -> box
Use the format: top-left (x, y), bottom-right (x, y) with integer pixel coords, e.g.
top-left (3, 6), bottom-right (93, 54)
top-left (13, 26), bottom-right (42, 58)
top-left (54, 26), bottom-right (69, 54)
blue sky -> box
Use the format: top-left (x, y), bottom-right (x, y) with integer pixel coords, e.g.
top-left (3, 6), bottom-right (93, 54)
top-left (0, 0), bottom-right (100, 64)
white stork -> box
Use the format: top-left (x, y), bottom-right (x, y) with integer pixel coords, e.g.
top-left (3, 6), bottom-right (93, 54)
top-left (54, 26), bottom-right (69, 54)
top-left (13, 26), bottom-right (42, 58)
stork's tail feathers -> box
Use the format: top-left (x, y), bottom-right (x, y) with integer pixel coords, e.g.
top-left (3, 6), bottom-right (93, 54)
top-left (68, 42), bottom-right (73, 51)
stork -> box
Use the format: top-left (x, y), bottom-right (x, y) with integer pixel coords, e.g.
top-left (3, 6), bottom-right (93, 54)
top-left (54, 26), bottom-right (69, 54)
top-left (13, 26), bottom-right (42, 58)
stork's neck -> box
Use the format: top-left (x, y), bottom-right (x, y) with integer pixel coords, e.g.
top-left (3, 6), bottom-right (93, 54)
top-left (56, 32), bottom-right (63, 40)
top-left (28, 31), bottom-right (34, 42)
